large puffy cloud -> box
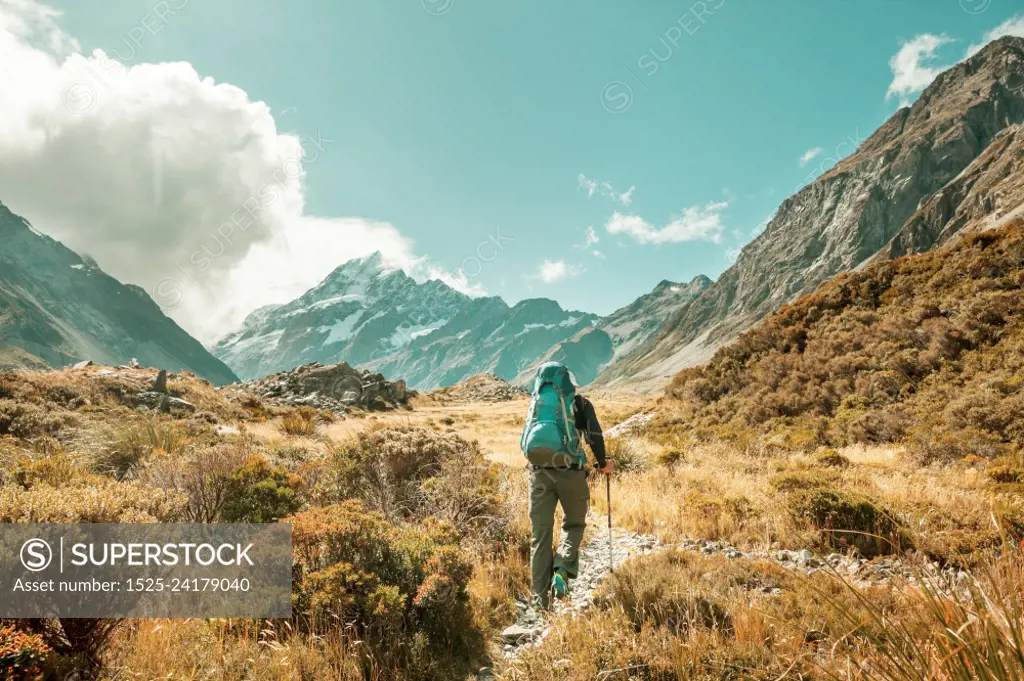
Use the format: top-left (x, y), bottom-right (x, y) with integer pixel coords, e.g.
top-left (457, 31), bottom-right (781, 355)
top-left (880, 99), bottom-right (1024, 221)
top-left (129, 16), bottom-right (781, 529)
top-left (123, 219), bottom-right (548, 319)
top-left (0, 1), bottom-right (443, 343)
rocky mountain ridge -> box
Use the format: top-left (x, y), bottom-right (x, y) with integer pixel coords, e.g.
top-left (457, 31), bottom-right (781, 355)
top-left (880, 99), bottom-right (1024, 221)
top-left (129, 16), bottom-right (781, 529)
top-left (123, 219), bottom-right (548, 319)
top-left (594, 36), bottom-right (1024, 390)
top-left (0, 202), bottom-right (238, 385)
top-left (213, 249), bottom-right (716, 390)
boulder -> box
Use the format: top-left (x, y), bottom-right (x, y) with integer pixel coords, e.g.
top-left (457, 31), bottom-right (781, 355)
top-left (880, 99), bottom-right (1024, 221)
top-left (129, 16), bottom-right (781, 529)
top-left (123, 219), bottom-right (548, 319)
top-left (150, 369), bottom-right (168, 394)
top-left (235, 361), bottom-right (415, 413)
top-left (134, 391), bottom-right (195, 415)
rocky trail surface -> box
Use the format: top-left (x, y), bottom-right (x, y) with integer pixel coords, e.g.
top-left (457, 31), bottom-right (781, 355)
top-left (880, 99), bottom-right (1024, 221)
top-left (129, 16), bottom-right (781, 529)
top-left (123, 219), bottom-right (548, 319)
top-left (497, 518), bottom-right (959, 664)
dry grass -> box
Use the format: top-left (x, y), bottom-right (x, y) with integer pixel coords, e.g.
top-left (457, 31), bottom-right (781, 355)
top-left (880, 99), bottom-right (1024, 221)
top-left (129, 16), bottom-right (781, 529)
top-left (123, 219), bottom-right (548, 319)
top-left (5, 367), bottom-right (1024, 680)
top-left (595, 438), bottom-right (1023, 563)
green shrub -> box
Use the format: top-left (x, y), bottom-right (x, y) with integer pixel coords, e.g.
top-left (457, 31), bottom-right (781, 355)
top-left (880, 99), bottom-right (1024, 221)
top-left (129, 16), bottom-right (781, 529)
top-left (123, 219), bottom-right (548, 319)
top-left (279, 407), bottom-right (319, 436)
top-left (0, 625), bottom-right (52, 680)
top-left (781, 484), bottom-right (907, 557)
top-left (288, 502), bottom-right (482, 679)
top-left (321, 427), bottom-right (503, 540)
top-left (604, 436), bottom-right (648, 472)
top-left (812, 447), bottom-right (850, 468)
top-left (221, 455), bottom-right (302, 523)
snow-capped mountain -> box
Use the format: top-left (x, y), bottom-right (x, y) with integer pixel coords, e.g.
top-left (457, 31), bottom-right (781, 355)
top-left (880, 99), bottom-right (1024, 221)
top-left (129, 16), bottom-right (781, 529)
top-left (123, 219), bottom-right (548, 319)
top-left (0, 201), bottom-right (238, 385)
top-left (212, 253), bottom-right (472, 381)
top-left (213, 249), bottom-right (711, 390)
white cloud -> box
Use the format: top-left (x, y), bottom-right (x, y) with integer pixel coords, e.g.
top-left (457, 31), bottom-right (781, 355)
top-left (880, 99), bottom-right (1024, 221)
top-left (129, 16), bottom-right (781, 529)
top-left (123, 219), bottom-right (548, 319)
top-left (725, 247), bottom-right (742, 263)
top-left (885, 34), bottom-right (953, 104)
top-left (605, 201), bottom-right (729, 245)
top-left (966, 14), bottom-right (1024, 57)
top-left (0, 1), bottom-right (465, 343)
top-left (577, 173), bottom-right (634, 206)
top-left (798, 147), bottom-right (823, 167)
top-left (534, 259), bottom-right (583, 284)
top-left (573, 225), bottom-right (600, 249)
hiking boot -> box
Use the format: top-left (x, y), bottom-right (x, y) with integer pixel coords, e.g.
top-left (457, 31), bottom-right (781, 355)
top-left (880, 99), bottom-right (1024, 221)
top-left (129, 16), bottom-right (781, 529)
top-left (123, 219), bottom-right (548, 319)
top-left (551, 568), bottom-right (569, 599)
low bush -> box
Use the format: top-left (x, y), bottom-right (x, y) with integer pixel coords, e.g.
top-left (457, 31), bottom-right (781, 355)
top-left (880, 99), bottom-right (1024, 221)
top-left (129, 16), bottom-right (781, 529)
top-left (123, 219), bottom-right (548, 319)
top-left (221, 455), bottom-right (303, 523)
top-left (0, 399), bottom-right (77, 440)
top-left (279, 407), bottom-right (319, 436)
top-left (812, 447), bottom-right (850, 468)
top-left (92, 418), bottom-right (190, 479)
top-left (771, 471), bottom-right (907, 556)
top-left (608, 551), bottom-right (732, 636)
top-left (288, 502), bottom-right (482, 680)
top-left (0, 625), bottom-right (52, 680)
top-left (0, 479), bottom-right (186, 523)
top-left (139, 442), bottom-right (250, 522)
top-left (320, 427), bottom-right (503, 540)
top-left (603, 436), bottom-right (648, 472)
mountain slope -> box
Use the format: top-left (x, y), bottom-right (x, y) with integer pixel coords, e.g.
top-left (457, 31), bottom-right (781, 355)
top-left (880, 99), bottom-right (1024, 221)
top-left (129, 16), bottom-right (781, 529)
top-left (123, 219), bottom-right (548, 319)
top-left (512, 275), bottom-right (711, 386)
top-left (596, 36), bottom-right (1024, 390)
top-left (656, 221), bottom-right (1024, 463)
top-left (361, 296), bottom-right (599, 389)
top-left (0, 202), bottom-right (238, 385)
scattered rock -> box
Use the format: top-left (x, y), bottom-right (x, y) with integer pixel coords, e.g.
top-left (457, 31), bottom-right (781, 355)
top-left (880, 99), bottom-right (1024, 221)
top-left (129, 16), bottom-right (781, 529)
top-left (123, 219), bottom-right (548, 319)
top-left (605, 412), bottom-right (655, 438)
top-left (234, 361), bottom-right (414, 413)
top-left (150, 369), bottom-right (168, 394)
top-left (501, 624), bottom-right (541, 644)
top-left (426, 374), bottom-right (527, 405)
top-left (134, 391), bottom-right (195, 415)
top-left (71, 360), bottom-right (94, 369)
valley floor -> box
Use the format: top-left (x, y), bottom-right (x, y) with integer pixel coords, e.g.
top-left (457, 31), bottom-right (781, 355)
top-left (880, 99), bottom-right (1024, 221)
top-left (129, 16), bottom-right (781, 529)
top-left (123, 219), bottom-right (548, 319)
top-left (2, 367), bottom-right (1022, 681)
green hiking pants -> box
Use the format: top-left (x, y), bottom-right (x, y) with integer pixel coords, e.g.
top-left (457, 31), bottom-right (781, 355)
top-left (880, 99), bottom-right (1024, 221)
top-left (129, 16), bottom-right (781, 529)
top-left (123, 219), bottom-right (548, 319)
top-left (529, 466), bottom-right (590, 607)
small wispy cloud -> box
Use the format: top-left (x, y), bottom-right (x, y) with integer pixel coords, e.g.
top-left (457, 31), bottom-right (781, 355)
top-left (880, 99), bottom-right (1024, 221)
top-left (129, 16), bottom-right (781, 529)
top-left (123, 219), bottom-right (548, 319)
top-left (572, 225), bottom-right (605, 258)
top-left (798, 147), bottom-right (823, 167)
top-left (886, 33), bottom-right (953, 105)
top-left (605, 200), bottom-right (729, 245)
top-left (533, 259), bottom-right (584, 283)
top-left (725, 247), bottom-right (742, 263)
top-left (578, 173), bottom-right (635, 206)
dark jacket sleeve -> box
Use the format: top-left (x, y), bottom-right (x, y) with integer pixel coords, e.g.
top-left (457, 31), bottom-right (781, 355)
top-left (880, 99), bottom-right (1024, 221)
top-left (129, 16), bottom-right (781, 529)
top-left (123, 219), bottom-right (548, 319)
top-left (574, 396), bottom-right (607, 467)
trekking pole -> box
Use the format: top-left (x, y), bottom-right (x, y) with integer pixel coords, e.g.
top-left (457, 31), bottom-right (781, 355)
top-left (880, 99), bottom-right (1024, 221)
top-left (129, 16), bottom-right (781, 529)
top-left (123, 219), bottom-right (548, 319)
top-left (606, 472), bottom-right (614, 595)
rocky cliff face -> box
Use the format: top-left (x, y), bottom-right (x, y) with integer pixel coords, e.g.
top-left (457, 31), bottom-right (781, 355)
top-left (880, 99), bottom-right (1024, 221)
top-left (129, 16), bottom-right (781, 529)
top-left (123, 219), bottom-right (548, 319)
top-left (0, 202), bottom-right (238, 385)
top-left (882, 123), bottom-right (1024, 258)
top-left (595, 36), bottom-right (1024, 390)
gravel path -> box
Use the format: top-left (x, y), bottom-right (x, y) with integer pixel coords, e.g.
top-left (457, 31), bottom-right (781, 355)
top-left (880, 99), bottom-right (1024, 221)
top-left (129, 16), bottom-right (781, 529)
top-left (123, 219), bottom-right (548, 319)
top-left (498, 513), bottom-right (957, 661)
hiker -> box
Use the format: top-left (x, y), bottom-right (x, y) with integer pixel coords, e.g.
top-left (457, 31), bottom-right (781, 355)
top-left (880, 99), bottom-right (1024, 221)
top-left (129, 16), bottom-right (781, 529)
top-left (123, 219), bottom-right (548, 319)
top-left (520, 361), bottom-right (613, 608)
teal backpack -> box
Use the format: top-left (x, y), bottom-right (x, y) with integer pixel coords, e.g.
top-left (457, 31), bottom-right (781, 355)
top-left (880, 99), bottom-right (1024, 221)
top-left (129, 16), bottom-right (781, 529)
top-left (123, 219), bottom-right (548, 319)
top-left (520, 362), bottom-right (585, 468)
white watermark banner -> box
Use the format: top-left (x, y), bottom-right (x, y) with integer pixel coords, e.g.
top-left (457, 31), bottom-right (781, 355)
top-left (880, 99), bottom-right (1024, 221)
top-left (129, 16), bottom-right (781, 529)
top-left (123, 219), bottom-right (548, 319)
top-left (0, 523), bottom-right (291, 618)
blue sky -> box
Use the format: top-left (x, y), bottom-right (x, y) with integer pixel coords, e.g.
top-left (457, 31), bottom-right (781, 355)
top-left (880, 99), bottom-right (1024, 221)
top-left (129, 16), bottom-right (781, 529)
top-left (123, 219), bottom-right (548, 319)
top-left (33, 1), bottom-right (1024, 322)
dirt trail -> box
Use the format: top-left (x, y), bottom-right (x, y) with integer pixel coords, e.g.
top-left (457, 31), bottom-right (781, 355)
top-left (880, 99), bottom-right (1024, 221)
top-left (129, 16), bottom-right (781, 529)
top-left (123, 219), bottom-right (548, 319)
top-left (499, 516), bottom-right (932, 661)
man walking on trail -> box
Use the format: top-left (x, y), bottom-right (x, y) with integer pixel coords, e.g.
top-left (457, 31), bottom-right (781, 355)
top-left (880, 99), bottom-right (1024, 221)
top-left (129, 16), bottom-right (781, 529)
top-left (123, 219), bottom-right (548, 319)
top-left (520, 361), bottom-right (614, 608)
